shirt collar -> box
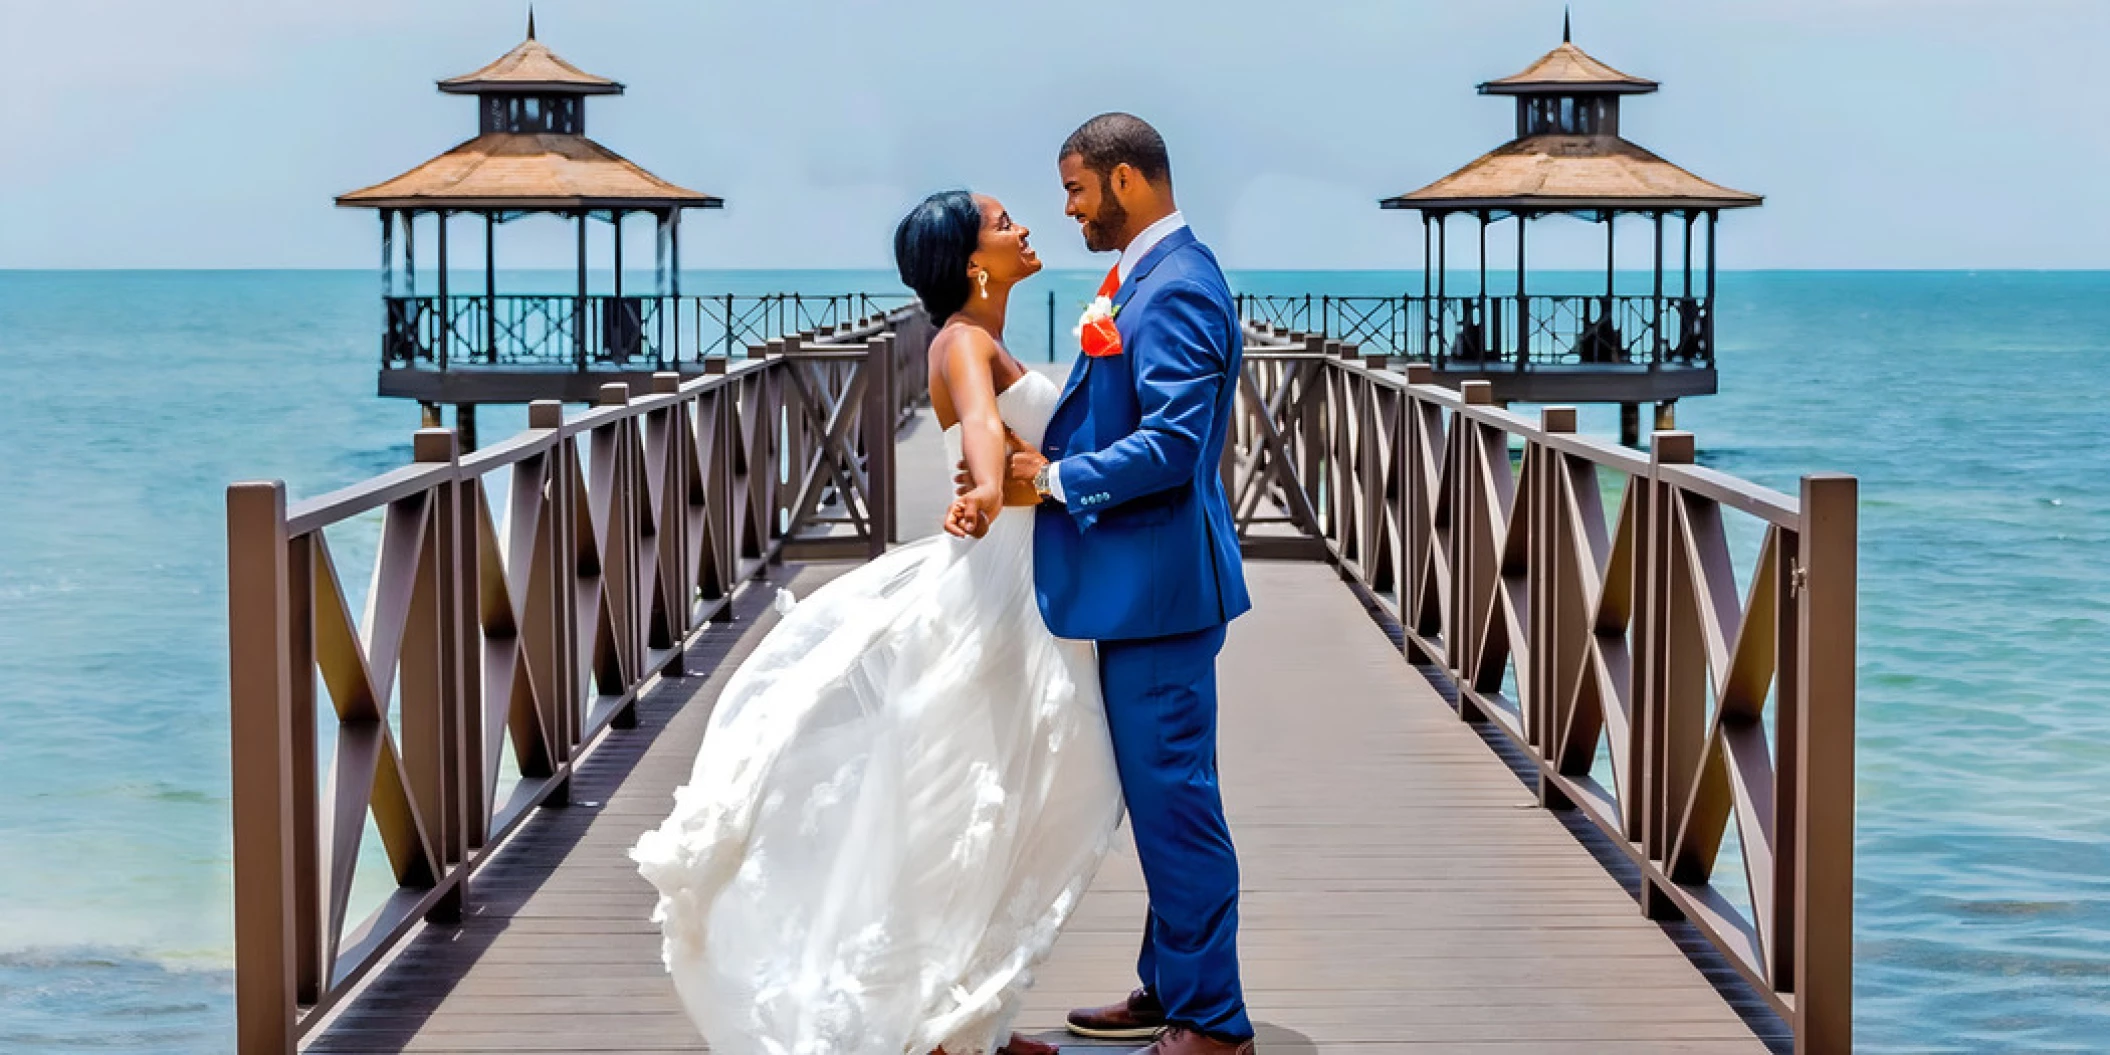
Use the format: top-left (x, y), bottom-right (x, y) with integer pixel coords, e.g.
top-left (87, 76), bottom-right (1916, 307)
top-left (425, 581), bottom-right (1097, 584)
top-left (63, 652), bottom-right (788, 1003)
top-left (1116, 210), bottom-right (1187, 285)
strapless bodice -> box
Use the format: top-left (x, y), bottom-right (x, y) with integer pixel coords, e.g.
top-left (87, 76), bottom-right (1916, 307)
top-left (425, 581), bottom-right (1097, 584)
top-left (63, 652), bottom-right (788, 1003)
top-left (941, 370), bottom-right (1060, 465)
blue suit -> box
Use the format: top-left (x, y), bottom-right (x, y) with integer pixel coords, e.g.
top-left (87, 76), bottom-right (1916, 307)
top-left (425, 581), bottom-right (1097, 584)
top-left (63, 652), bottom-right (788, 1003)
top-left (1034, 226), bottom-right (1254, 1041)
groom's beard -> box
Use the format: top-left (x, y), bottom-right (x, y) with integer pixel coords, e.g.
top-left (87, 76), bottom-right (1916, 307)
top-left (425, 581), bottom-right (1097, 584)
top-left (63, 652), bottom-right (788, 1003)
top-left (1081, 184), bottom-right (1129, 254)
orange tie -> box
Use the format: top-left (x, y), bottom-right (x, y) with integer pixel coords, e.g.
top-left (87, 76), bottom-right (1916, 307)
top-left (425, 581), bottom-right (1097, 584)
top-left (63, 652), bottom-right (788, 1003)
top-left (1097, 264), bottom-right (1120, 299)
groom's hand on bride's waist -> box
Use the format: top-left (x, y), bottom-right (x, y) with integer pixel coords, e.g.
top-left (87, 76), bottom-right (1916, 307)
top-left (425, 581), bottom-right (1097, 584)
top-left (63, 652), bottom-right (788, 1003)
top-left (955, 428), bottom-right (1048, 508)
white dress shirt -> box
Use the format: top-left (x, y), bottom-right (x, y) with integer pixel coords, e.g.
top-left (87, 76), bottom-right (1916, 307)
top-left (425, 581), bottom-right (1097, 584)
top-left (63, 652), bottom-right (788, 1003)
top-left (1045, 211), bottom-right (1189, 505)
top-left (1116, 210), bottom-right (1187, 285)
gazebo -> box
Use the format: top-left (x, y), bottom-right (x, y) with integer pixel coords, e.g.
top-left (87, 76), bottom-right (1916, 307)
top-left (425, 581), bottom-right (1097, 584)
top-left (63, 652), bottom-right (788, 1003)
top-left (337, 14), bottom-right (722, 439)
top-left (1381, 16), bottom-right (1761, 443)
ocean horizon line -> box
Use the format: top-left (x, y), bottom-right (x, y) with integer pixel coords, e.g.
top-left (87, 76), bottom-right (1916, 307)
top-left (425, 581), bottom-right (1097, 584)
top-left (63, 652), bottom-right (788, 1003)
top-left (6, 266), bottom-right (2110, 276)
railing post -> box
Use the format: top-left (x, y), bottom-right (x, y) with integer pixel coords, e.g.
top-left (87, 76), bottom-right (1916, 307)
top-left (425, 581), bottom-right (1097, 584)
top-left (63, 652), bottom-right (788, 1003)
top-left (597, 382), bottom-right (643, 729)
top-left (1640, 429), bottom-right (1696, 918)
top-left (284, 526), bottom-right (320, 1005)
top-left (1322, 341), bottom-right (1349, 548)
top-left (1400, 363), bottom-right (1436, 663)
top-left (1298, 336), bottom-right (1326, 528)
top-left (652, 372), bottom-right (690, 675)
top-left (406, 427), bottom-right (466, 923)
top-left (877, 334), bottom-right (903, 544)
top-left (1451, 380), bottom-right (1495, 721)
top-left (1533, 407), bottom-right (1579, 808)
top-left (860, 339), bottom-right (893, 560)
top-left (1794, 473), bottom-right (1857, 1054)
top-left (526, 399), bottom-right (576, 804)
top-left (227, 480), bottom-right (297, 1054)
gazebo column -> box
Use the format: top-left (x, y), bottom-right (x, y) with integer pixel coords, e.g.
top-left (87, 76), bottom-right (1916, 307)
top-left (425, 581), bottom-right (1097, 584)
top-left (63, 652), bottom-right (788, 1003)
top-left (436, 210), bottom-right (450, 371)
top-left (1705, 209), bottom-right (1719, 361)
top-left (654, 211), bottom-right (669, 366)
top-left (1652, 211), bottom-right (1673, 429)
top-left (413, 209), bottom-right (434, 428)
top-left (405, 211), bottom-right (416, 297)
top-left (575, 211), bottom-right (588, 371)
top-left (1435, 213), bottom-right (1447, 367)
top-left (437, 210), bottom-right (477, 448)
top-left (379, 211), bottom-right (396, 371)
top-left (484, 212), bottom-right (497, 364)
top-left (670, 211), bottom-right (683, 361)
top-left (380, 210), bottom-right (394, 298)
top-left (1420, 213), bottom-right (1432, 358)
top-left (1603, 211), bottom-right (1615, 306)
top-left (1476, 211), bottom-right (1488, 362)
top-left (1515, 213), bottom-right (1528, 367)
top-left (1609, 211), bottom-right (1639, 444)
top-left (1683, 210), bottom-right (1695, 300)
top-left (1651, 211), bottom-right (1664, 367)
top-left (613, 210), bottom-right (630, 366)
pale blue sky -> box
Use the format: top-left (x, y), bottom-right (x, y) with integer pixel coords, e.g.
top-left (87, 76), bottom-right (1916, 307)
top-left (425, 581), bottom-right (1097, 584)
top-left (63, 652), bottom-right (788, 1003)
top-left (0, 0), bottom-right (2101, 270)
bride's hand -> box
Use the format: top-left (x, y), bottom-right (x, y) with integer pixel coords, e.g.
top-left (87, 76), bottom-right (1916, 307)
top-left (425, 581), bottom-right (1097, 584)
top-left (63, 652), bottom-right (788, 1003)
top-left (942, 485), bottom-right (1003, 539)
top-left (954, 429), bottom-right (1046, 508)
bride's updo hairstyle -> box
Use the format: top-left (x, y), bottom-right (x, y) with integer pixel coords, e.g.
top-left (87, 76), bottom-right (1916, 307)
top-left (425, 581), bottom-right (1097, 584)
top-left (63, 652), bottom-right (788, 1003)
top-left (894, 190), bottom-right (983, 325)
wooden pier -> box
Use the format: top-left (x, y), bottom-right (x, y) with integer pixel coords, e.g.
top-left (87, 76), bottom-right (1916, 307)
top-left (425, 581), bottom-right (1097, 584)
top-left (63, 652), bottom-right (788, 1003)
top-left (228, 315), bottom-right (1856, 1053)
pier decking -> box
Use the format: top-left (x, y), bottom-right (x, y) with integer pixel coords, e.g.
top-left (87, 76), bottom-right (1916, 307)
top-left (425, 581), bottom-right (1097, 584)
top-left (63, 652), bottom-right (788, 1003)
top-left (229, 316), bottom-right (1852, 1054)
top-left (305, 556), bottom-right (1782, 1053)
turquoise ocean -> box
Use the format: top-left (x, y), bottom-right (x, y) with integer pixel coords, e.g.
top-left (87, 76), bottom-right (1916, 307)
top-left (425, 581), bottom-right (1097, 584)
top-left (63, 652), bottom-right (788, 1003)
top-left (0, 269), bottom-right (2105, 1051)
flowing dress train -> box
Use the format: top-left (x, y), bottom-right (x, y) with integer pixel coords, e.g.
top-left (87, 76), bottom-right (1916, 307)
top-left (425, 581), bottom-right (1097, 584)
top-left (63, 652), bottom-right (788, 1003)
top-left (632, 371), bottom-right (1121, 1055)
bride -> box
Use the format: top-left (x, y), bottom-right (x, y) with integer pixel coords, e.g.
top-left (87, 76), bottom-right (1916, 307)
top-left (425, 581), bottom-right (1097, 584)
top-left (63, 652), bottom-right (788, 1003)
top-left (632, 190), bottom-right (1123, 1055)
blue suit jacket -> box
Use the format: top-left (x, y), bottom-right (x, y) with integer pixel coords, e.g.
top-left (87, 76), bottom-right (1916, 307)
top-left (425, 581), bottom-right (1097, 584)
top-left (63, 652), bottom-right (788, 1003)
top-left (1034, 227), bottom-right (1252, 642)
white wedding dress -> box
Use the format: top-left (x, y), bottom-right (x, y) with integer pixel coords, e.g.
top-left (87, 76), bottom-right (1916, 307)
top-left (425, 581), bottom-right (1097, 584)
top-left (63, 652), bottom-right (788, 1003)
top-left (632, 370), bottom-right (1123, 1055)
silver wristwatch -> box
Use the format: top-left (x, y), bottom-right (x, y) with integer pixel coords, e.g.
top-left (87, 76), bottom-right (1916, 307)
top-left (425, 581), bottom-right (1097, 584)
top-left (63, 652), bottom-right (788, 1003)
top-left (1032, 462), bottom-right (1053, 501)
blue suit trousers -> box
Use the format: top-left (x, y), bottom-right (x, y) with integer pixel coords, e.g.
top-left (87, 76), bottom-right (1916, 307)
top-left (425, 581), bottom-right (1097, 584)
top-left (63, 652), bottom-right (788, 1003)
top-left (1098, 623), bottom-right (1253, 1041)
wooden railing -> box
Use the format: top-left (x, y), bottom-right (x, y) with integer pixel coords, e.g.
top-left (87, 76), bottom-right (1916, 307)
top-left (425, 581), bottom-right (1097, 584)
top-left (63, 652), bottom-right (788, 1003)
top-left (225, 316), bottom-right (931, 1052)
top-left (1227, 328), bottom-right (1856, 1053)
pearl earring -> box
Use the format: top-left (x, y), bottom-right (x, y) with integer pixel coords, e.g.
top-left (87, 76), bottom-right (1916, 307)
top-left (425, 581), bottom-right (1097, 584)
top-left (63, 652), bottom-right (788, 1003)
top-left (978, 270), bottom-right (990, 299)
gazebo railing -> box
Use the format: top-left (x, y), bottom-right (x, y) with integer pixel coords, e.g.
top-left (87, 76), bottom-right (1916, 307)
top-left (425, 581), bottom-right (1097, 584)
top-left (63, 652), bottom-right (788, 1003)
top-left (1236, 293), bottom-right (1715, 369)
top-left (385, 293), bottom-right (917, 371)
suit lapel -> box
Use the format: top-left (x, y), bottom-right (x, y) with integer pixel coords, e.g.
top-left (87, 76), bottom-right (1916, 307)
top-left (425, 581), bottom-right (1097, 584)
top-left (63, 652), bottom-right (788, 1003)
top-left (1113, 226), bottom-right (1195, 315)
top-left (1049, 227), bottom-right (1199, 430)
top-left (1051, 349), bottom-right (1092, 435)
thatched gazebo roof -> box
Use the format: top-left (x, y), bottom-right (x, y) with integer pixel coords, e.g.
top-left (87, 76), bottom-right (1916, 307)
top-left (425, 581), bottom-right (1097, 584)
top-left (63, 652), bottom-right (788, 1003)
top-left (336, 17), bottom-right (717, 214)
top-left (336, 134), bottom-right (720, 212)
top-left (1383, 29), bottom-right (1759, 215)
top-left (1382, 136), bottom-right (1759, 213)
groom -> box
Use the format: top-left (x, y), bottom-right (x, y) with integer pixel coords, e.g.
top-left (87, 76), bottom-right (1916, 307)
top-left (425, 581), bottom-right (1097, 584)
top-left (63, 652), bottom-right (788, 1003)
top-left (976, 112), bottom-right (1256, 1055)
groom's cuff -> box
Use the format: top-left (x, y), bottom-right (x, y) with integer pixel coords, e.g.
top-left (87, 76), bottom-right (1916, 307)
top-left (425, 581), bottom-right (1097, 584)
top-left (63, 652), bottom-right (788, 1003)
top-left (1044, 461), bottom-right (1068, 503)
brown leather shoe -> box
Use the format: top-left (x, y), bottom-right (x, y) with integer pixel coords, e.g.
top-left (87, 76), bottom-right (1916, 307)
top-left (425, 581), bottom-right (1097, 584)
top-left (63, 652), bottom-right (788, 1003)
top-left (1128, 1026), bottom-right (1255, 1055)
top-left (996, 1034), bottom-right (1060, 1055)
top-left (1066, 987), bottom-right (1166, 1039)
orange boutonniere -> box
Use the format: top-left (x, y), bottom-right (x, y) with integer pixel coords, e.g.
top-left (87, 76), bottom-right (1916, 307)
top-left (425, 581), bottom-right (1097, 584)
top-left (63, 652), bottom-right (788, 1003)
top-left (1075, 265), bottom-right (1124, 358)
top-left (1078, 309), bottom-right (1122, 358)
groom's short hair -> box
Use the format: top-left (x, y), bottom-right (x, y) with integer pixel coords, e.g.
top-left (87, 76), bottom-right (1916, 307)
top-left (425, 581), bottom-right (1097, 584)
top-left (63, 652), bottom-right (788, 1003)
top-left (1061, 113), bottom-right (1172, 186)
